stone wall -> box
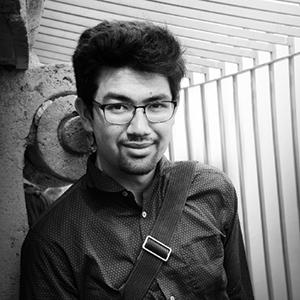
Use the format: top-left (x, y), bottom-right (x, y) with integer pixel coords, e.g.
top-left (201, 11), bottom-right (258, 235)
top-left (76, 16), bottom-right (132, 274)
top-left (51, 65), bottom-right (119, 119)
top-left (0, 1), bottom-right (91, 297)
top-left (0, 64), bottom-right (76, 299)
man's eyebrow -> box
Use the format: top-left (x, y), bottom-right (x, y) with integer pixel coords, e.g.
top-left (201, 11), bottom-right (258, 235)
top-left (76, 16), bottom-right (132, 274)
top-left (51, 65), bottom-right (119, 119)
top-left (101, 93), bottom-right (171, 103)
top-left (145, 94), bottom-right (172, 102)
top-left (102, 93), bottom-right (131, 102)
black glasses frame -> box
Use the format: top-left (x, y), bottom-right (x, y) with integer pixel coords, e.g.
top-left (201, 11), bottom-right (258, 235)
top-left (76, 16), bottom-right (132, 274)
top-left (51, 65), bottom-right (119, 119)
top-left (92, 100), bottom-right (177, 124)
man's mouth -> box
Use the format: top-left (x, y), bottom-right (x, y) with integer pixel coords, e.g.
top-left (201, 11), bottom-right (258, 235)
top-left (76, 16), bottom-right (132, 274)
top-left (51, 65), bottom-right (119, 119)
top-left (121, 141), bottom-right (155, 157)
top-left (122, 141), bottom-right (154, 149)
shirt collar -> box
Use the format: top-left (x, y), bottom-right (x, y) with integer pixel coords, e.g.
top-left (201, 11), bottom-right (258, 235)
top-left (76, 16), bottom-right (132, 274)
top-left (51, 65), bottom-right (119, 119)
top-left (85, 153), bottom-right (171, 193)
top-left (86, 153), bottom-right (124, 192)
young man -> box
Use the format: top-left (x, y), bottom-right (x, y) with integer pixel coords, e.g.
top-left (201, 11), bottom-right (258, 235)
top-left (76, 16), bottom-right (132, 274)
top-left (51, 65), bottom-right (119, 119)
top-left (20, 21), bottom-right (254, 299)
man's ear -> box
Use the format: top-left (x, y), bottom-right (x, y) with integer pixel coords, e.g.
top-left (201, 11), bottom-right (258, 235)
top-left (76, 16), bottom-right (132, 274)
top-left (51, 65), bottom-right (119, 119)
top-left (75, 97), bottom-right (93, 132)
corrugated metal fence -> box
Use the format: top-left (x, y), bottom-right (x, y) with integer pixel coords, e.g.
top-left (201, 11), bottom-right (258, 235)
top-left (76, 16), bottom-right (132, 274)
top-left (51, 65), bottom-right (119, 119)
top-left (170, 52), bottom-right (300, 300)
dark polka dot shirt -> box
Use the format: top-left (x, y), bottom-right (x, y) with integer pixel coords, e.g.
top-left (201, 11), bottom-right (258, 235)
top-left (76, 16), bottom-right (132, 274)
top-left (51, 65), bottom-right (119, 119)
top-left (20, 155), bottom-right (254, 299)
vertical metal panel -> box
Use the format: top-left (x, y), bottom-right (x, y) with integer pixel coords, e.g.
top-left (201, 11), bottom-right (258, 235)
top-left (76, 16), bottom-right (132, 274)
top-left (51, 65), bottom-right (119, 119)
top-left (232, 74), bottom-right (252, 272)
top-left (168, 134), bottom-right (175, 162)
top-left (200, 84), bottom-right (209, 164)
top-left (184, 88), bottom-right (193, 160)
top-left (288, 54), bottom-right (300, 232)
top-left (217, 79), bottom-right (227, 173)
top-left (250, 69), bottom-right (274, 300)
top-left (269, 61), bottom-right (293, 300)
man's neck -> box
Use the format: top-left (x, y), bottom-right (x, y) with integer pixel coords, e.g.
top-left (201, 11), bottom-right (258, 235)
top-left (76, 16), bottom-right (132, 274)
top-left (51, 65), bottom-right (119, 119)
top-left (96, 156), bottom-right (155, 205)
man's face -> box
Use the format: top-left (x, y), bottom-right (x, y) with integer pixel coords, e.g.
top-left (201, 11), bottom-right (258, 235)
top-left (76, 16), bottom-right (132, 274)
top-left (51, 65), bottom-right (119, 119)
top-left (90, 67), bottom-right (176, 176)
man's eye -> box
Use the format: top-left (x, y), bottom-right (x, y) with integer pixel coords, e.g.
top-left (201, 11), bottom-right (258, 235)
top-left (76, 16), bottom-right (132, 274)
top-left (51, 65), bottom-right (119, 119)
top-left (148, 102), bottom-right (168, 110)
top-left (106, 104), bottom-right (129, 112)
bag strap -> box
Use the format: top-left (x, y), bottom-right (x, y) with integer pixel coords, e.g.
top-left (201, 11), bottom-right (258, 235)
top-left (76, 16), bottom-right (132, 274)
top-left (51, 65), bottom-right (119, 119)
top-left (122, 161), bottom-right (196, 300)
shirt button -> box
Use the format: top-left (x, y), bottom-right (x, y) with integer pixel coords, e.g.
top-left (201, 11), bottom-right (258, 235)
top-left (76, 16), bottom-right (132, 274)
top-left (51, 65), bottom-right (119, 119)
top-left (141, 211), bottom-right (147, 218)
top-left (170, 296), bottom-right (175, 300)
top-left (122, 190), bottom-right (128, 197)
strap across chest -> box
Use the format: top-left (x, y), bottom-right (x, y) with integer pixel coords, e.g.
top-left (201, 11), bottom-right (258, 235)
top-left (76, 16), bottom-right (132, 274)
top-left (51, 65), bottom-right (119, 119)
top-left (122, 161), bottom-right (196, 300)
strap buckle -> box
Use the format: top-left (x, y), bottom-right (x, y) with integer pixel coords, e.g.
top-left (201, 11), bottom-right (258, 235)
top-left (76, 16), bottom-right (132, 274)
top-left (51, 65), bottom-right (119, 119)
top-left (142, 235), bottom-right (172, 262)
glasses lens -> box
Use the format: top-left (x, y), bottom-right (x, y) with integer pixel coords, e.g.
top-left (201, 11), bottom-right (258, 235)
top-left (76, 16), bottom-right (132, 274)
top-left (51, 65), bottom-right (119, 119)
top-left (146, 101), bottom-right (175, 123)
top-left (104, 103), bottom-right (133, 124)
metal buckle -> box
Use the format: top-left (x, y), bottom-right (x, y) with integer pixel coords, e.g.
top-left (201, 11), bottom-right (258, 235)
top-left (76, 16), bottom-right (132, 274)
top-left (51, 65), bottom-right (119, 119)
top-left (142, 235), bottom-right (172, 262)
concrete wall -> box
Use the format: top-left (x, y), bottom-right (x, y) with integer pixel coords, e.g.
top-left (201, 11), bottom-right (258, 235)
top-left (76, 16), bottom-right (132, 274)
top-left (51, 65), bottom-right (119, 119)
top-left (0, 64), bottom-right (75, 299)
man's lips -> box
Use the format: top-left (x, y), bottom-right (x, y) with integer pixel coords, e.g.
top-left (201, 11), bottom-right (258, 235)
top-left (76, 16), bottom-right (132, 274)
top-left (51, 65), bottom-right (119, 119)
top-left (122, 141), bottom-right (154, 149)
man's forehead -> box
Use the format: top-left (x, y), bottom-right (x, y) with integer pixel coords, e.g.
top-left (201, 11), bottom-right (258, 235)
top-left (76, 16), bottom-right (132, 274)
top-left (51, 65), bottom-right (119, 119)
top-left (96, 67), bottom-right (169, 85)
top-left (100, 92), bottom-right (171, 103)
top-left (95, 67), bottom-right (172, 103)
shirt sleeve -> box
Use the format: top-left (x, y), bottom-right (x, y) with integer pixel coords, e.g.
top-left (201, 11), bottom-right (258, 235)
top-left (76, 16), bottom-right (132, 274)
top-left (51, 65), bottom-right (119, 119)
top-left (224, 213), bottom-right (254, 300)
top-left (19, 232), bottom-right (77, 300)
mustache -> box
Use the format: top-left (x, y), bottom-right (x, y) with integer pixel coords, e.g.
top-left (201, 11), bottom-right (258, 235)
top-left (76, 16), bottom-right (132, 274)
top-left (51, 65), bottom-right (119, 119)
top-left (122, 135), bottom-right (155, 143)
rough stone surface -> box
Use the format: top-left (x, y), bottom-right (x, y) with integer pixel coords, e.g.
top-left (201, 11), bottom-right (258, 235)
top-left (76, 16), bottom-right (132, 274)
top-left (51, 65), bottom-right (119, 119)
top-left (0, 63), bottom-right (76, 299)
top-left (59, 115), bottom-right (90, 155)
top-left (0, 0), bottom-right (44, 69)
top-left (35, 94), bottom-right (88, 181)
top-left (26, 0), bottom-right (45, 49)
top-left (0, 0), bottom-right (20, 13)
top-left (0, 0), bottom-right (28, 69)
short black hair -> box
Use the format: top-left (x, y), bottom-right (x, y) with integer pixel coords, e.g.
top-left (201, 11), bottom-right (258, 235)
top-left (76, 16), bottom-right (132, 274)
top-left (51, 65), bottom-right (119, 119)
top-left (72, 20), bottom-right (185, 110)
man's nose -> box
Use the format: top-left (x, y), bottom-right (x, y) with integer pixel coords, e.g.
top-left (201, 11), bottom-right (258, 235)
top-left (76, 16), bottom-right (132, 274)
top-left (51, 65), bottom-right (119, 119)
top-left (127, 107), bottom-right (152, 136)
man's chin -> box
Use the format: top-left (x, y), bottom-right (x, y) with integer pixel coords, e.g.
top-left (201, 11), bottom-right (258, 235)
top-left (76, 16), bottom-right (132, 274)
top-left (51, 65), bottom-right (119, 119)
top-left (119, 156), bottom-right (158, 175)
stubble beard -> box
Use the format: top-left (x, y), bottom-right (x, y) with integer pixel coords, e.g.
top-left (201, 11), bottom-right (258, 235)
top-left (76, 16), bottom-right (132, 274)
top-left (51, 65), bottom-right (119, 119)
top-left (118, 151), bottom-right (160, 175)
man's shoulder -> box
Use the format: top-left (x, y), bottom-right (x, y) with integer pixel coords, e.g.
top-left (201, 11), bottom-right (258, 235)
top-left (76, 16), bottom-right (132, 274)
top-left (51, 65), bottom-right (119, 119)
top-left (194, 162), bottom-right (234, 189)
top-left (166, 160), bottom-right (234, 189)
top-left (166, 160), bottom-right (237, 205)
top-left (28, 176), bottom-right (89, 239)
top-left (192, 162), bottom-right (237, 214)
top-left (164, 160), bottom-right (237, 226)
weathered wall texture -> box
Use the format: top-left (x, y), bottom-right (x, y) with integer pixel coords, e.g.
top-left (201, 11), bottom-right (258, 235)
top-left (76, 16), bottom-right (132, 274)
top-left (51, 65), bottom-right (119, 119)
top-left (0, 64), bottom-right (76, 299)
top-left (0, 0), bottom-right (45, 69)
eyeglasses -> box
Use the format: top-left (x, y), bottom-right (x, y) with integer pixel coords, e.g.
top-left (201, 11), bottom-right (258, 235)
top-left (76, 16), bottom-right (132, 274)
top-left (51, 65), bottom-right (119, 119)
top-left (93, 101), bottom-right (177, 125)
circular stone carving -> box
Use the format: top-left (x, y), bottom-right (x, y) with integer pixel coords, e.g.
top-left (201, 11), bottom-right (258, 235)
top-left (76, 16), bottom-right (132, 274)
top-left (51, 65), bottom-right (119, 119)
top-left (58, 114), bottom-right (90, 154)
top-left (35, 94), bottom-right (89, 182)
